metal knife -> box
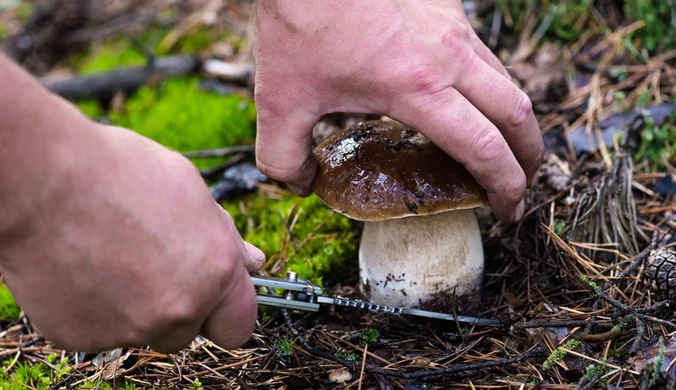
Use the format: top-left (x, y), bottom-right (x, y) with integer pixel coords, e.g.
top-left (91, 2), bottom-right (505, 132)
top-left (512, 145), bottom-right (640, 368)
top-left (251, 271), bottom-right (501, 326)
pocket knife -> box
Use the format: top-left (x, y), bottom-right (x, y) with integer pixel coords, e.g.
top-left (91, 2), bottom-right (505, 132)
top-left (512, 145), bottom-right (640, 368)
top-left (251, 271), bottom-right (501, 326)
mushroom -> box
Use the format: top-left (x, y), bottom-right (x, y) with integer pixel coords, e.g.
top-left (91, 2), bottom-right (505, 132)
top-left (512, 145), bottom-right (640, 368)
top-left (311, 119), bottom-right (488, 307)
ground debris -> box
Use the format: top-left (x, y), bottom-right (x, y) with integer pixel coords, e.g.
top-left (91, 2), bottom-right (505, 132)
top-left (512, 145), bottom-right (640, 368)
top-left (0, 0), bottom-right (675, 389)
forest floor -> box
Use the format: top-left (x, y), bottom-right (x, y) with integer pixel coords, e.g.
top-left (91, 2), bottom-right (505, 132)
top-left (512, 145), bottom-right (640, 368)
top-left (0, 1), bottom-right (675, 389)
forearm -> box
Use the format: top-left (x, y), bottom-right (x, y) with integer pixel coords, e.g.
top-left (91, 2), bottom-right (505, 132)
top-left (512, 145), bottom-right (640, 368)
top-left (0, 53), bottom-right (93, 242)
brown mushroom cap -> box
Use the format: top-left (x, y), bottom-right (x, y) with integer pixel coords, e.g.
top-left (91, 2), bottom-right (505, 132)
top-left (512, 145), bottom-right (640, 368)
top-left (312, 120), bottom-right (488, 221)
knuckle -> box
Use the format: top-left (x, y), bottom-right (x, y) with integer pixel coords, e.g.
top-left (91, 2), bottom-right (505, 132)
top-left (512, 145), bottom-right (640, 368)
top-left (159, 299), bottom-right (203, 329)
top-left (442, 22), bottom-right (471, 44)
top-left (471, 127), bottom-right (505, 165)
top-left (441, 25), bottom-right (475, 65)
top-left (401, 63), bottom-right (447, 96)
top-left (508, 92), bottom-right (534, 129)
top-left (507, 173), bottom-right (528, 202)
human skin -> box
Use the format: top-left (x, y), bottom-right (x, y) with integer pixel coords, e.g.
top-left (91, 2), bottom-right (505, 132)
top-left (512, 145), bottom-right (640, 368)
top-left (254, 0), bottom-right (545, 223)
top-left (0, 53), bottom-right (265, 353)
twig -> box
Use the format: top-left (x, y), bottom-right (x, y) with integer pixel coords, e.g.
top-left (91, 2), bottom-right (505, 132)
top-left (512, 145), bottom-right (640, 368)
top-left (182, 145), bottom-right (255, 159)
top-left (637, 300), bottom-right (676, 314)
top-left (583, 275), bottom-right (676, 329)
top-left (572, 326), bottom-right (622, 342)
top-left (357, 344), bottom-right (367, 390)
top-left (629, 317), bottom-right (645, 355)
top-left (41, 55), bottom-right (201, 102)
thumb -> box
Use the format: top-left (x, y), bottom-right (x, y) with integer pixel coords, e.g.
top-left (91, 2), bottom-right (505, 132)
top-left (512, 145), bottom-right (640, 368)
top-left (216, 206), bottom-right (266, 273)
top-left (242, 241), bottom-right (266, 273)
top-left (254, 95), bottom-right (321, 196)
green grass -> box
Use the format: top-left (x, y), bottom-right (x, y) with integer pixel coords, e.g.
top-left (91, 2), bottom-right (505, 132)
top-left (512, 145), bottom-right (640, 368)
top-left (492, 0), bottom-right (676, 55)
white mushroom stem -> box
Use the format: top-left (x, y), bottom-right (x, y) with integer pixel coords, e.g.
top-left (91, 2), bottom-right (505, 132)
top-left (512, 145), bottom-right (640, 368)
top-left (358, 208), bottom-right (484, 307)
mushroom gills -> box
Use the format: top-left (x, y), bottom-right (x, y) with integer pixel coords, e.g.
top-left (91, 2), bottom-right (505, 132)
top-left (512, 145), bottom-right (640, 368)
top-left (358, 208), bottom-right (484, 308)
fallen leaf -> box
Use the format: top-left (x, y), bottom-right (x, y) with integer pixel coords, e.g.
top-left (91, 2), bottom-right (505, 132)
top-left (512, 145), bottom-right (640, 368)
top-left (629, 335), bottom-right (676, 374)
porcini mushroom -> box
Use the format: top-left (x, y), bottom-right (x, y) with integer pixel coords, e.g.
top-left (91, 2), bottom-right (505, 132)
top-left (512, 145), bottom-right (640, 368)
top-left (312, 120), bottom-right (488, 307)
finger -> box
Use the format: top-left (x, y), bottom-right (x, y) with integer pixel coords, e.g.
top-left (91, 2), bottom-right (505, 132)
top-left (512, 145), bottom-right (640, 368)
top-left (216, 207), bottom-right (265, 273)
top-left (149, 323), bottom-right (202, 354)
top-left (254, 95), bottom-right (321, 196)
top-left (392, 87), bottom-right (527, 223)
top-left (200, 262), bottom-right (258, 349)
top-left (243, 241), bottom-right (266, 273)
top-left (469, 32), bottom-right (511, 80)
top-left (453, 54), bottom-right (544, 186)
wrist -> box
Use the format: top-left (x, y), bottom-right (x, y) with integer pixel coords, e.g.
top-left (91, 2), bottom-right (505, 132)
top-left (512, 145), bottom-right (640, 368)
top-left (0, 56), bottom-right (96, 249)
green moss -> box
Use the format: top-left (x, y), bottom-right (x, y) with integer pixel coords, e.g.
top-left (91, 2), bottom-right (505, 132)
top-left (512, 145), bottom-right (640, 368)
top-left (157, 26), bottom-right (231, 56)
top-left (72, 19), bottom-right (233, 74)
top-left (222, 193), bottom-right (358, 286)
top-left (0, 362), bottom-right (50, 390)
top-left (76, 100), bottom-right (104, 120)
top-left (76, 39), bottom-right (147, 75)
top-left (359, 328), bottom-right (380, 346)
top-left (0, 359), bottom-right (144, 389)
top-left (0, 283), bottom-right (20, 320)
top-left (542, 339), bottom-right (581, 370)
top-left (98, 76), bottom-right (256, 169)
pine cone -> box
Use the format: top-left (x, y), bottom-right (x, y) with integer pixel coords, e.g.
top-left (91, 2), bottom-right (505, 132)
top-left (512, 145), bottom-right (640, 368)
top-left (645, 248), bottom-right (676, 299)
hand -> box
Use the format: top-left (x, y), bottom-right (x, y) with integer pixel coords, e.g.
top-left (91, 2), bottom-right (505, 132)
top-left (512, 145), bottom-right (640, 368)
top-left (0, 120), bottom-right (265, 353)
top-left (253, 0), bottom-right (544, 223)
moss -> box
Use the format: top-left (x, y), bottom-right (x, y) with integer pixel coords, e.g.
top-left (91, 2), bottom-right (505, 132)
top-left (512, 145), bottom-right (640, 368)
top-left (0, 362), bottom-right (51, 390)
top-left (542, 339), bottom-right (581, 370)
top-left (359, 328), bottom-right (380, 346)
top-left (157, 25), bottom-right (231, 56)
top-left (75, 39), bottom-right (147, 75)
top-left (222, 193), bottom-right (358, 286)
top-left (72, 19), bottom-right (234, 75)
top-left (0, 359), bottom-right (143, 389)
top-left (0, 283), bottom-right (20, 320)
top-left (73, 76), bottom-right (257, 169)
top-left (75, 100), bottom-right (104, 119)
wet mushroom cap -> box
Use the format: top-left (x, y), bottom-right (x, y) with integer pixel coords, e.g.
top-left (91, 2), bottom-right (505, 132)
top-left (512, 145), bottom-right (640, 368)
top-left (312, 120), bottom-right (489, 221)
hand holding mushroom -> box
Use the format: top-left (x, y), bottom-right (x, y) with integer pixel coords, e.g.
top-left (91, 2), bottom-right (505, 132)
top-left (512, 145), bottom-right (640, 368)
top-left (254, 0), bottom-right (544, 223)
top-left (313, 120), bottom-right (488, 306)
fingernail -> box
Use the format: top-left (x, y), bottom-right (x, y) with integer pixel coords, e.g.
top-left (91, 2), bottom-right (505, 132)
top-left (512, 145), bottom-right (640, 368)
top-left (287, 184), bottom-right (309, 196)
top-left (513, 200), bottom-right (525, 223)
top-left (243, 241), bottom-right (266, 263)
